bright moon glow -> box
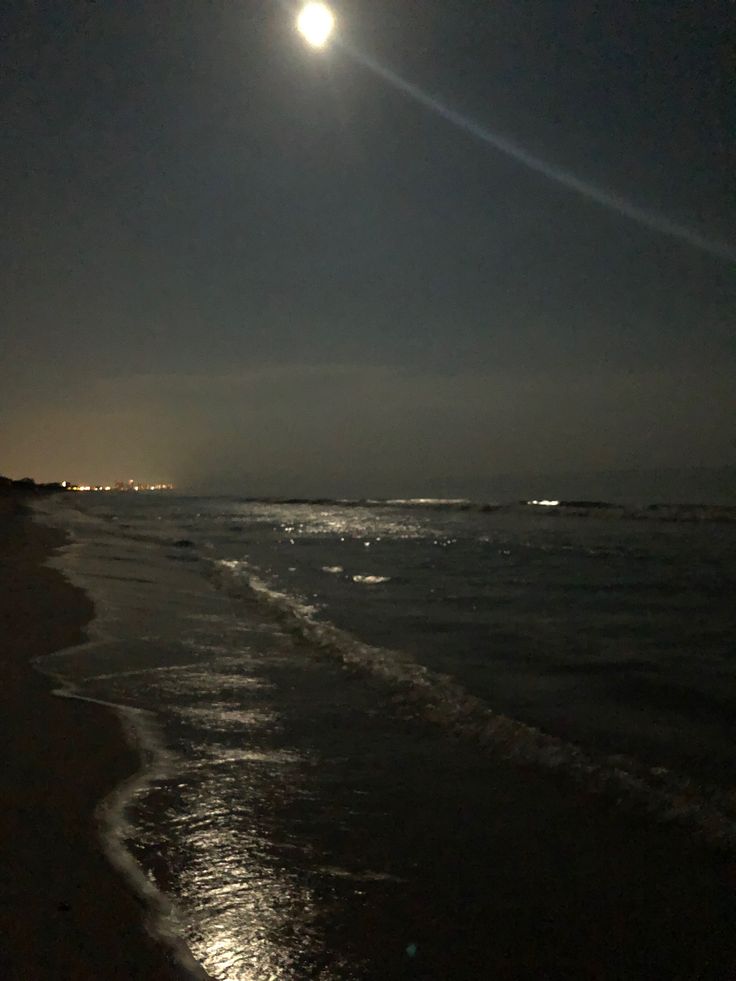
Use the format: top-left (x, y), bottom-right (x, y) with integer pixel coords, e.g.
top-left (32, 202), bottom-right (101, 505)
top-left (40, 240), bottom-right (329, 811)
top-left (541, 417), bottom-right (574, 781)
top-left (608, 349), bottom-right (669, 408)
top-left (297, 2), bottom-right (335, 48)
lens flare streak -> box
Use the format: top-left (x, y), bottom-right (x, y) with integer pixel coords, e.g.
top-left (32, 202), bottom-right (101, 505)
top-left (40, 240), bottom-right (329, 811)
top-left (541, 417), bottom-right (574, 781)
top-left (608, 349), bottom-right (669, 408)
top-left (343, 44), bottom-right (736, 264)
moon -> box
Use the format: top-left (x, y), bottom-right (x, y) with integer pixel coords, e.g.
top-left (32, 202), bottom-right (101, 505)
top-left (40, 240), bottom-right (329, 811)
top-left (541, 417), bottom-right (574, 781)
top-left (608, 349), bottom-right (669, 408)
top-left (296, 2), bottom-right (335, 48)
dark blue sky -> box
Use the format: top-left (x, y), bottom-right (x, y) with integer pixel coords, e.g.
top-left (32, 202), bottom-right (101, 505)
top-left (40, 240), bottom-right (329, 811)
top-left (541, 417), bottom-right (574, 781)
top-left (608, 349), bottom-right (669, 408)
top-left (2, 0), bottom-right (734, 495)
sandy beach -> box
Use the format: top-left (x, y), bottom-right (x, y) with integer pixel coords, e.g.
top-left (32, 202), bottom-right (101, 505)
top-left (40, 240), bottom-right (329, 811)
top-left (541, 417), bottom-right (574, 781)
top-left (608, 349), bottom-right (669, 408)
top-left (0, 496), bottom-right (185, 980)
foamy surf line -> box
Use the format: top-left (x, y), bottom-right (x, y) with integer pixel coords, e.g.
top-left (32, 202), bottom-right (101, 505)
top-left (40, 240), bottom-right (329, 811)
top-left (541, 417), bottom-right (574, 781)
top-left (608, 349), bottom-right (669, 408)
top-left (32, 654), bottom-right (213, 981)
top-left (28, 505), bottom-right (213, 981)
top-left (212, 558), bottom-right (736, 852)
top-left (30, 506), bottom-right (214, 978)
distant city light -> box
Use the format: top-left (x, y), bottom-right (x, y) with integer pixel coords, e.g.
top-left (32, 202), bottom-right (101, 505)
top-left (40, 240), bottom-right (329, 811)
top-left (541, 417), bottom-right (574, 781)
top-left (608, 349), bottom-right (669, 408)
top-left (65, 480), bottom-right (174, 493)
top-left (297, 2), bottom-right (335, 48)
top-left (528, 499), bottom-right (560, 507)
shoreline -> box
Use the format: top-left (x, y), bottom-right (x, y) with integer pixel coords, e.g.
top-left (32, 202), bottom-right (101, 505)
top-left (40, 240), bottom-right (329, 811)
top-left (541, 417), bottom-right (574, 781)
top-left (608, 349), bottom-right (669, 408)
top-left (3, 492), bottom-right (736, 978)
top-left (0, 497), bottom-right (190, 980)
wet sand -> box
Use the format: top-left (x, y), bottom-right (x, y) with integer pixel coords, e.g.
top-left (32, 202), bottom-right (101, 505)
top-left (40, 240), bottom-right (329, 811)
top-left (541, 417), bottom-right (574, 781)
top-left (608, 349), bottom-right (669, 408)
top-left (0, 497), bottom-right (186, 980)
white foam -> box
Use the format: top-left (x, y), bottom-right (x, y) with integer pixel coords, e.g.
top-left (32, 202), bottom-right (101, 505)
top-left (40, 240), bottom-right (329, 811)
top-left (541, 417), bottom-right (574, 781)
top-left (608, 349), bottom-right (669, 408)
top-left (34, 660), bottom-right (211, 980)
top-left (29, 505), bottom-right (212, 979)
top-left (210, 556), bottom-right (736, 852)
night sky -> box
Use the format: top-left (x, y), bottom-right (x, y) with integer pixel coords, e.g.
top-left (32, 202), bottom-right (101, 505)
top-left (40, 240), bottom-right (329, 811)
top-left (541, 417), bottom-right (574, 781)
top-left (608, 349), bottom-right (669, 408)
top-left (2, 1), bottom-right (734, 497)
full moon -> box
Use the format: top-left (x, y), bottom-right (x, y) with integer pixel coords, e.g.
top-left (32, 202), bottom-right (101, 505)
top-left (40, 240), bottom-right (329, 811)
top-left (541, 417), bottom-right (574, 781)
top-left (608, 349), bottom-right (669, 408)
top-left (296, 2), bottom-right (335, 48)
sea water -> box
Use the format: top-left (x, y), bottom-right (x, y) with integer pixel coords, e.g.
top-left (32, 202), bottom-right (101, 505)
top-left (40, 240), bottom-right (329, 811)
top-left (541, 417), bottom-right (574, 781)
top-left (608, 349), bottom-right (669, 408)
top-left (32, 495), bottom-right (736, 978)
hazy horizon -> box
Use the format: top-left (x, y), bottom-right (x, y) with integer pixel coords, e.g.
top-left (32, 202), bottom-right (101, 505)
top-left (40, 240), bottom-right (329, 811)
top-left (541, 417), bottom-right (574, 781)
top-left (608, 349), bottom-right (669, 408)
top-left (6, 462), bottom-right (736, 508)
top-left (2, 2), bottom-right (734, 501)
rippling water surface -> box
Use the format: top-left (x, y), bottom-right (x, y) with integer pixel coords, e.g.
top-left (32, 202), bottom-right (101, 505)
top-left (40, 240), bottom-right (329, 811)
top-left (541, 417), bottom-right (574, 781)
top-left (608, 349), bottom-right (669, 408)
top-left (33, 495), bottom-right (736, 978)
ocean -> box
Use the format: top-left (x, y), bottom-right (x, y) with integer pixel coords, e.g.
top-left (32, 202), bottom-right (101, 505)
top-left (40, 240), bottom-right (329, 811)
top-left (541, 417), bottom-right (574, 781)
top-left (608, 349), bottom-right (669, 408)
top-left (32, 494), bottom-right (736, 979)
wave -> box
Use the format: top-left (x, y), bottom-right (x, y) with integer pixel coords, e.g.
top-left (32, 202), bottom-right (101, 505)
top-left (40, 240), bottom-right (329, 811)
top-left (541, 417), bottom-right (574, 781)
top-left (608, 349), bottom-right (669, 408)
top-left (38, 489), bottom-right (736, 529)
top-left (235, 497), bottom-right (736, 523)
top-left (209, 557), bottom-right (736, 852)
top-left (33, 655), bottom-right (211, 980)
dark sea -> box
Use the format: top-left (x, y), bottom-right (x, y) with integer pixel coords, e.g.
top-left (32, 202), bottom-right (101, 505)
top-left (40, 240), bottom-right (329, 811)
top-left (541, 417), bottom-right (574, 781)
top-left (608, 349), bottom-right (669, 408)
top-left (33, 494), bottom-right (736, 979)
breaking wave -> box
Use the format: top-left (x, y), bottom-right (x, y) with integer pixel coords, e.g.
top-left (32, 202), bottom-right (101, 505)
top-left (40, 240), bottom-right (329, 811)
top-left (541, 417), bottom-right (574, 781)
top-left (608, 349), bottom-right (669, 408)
top-left (237, 497), bottom-right (736, 523)
top-left (210, 557), bottom-right (736, 852)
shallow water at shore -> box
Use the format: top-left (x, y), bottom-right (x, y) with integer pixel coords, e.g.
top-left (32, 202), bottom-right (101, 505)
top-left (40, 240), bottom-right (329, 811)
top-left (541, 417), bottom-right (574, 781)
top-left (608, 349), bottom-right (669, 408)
top-left (0, 499), bottom-right (187, 981)
top-left (31, 494), bottom-right (736, 978)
